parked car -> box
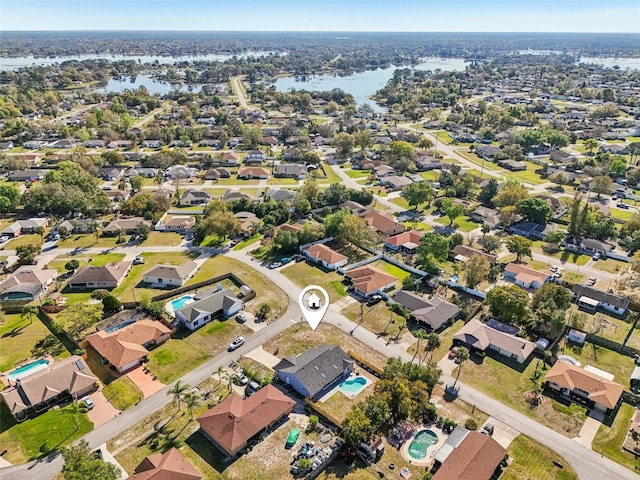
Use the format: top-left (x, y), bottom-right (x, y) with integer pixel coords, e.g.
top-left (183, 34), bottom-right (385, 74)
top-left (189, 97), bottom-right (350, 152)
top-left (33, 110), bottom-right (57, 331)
top-left (0, 236), bottom-right (9, 243)
top-left (285, 428), bottom-right (300, 449)
top-left (81, 396), bottom-right (94, 410)
top-left (481, 422), bottom-right (494, 436)
top-left (133, 255), bottom-right (145, 265)
top-left (245, 381), bottom-right (260, 397)
top-left (228, 337), bottom-right (245, 351)
top-left (233, 373), bottom-right (249, 386)
top-left (281, 257), bottom-right (292, 264)
top-left (592, 252), bottom-right (601, 261)
top-left (268, 262), bottom-right (282, 269)
top-left (617, 202), bottom-right (630, 210)
top-left (236, 313), bottom-right (247, 323)
top-left (448, 347), bottom-right (459, 360)
top-left (550, 266), bottom-right (558, 273)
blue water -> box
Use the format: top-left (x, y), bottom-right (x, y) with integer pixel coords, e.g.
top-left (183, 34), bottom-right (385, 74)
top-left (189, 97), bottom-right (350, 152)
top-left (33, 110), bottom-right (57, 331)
top-left (171, 295), bottom-right (193, 310)
top-left (408, 430), bottom-right (439, 460)
top-left (339, 376), bottom-right (367, 394)
top-left (8, 359), bottom-right (50, 382)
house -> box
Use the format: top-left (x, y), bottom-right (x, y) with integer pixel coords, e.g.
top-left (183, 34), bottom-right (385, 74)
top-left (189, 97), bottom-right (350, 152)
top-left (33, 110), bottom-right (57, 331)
top-left (0, 141), bottom-right (14, 150)
top-left (22, 140), bottom-right (48, 150)
top-left (471, 206), bottom-right (501, 227)
top-left (454, 319), bottom-right (536, 363)
top-left (508, 221), bottom-right (551, 240)
top-left (222, 190), bottom-right (253, 203)
top-left (204, 168), bottom-right (230, 180)
top-left (265, 189), bottom-right (297, 203)
top-left (107, 140), bottom-right (133, 149)
top-left (432, 430), bottom-right (506, 480)
top-left (503, 263), bottom-right (552, 290)
top-left (142, 140), bottom-right (162, 148)
top-left (199, 139), bottom-right (221, 149)
top-left (98, 167), bottom-right (125, 181)
top-left (340, 200), bottom-right (373, 217)
top-left (130, 448), bottom-right (202, 480)
top-left (451, 245), bottom-right (496, 263)
top-left (345, 265), bottom-right (398, 298)
top-left (198, 385), bottom-right (295, 456)
top-left (385, 230), bottom-right (424, 254)
top-left (374, 164), bottom-right (396, 178)
top-left (50, 139), bottom-right (76, 149)
top-left (0, 266), bottom-right (57, 302)
top-left (571, 285), bottom-right (630, 316)
top-left (166, 165), bottom-right (197, 179)
top-left (244, 150), bottom-right (265, 164)
top-left (103, 217), bottom-right (149, 235)
top-left (57, 218), bottom-right (96, 234)
top-left (563, 237), bottom-right (614, 258)
top-left (87, 319), bottom-right (171, 373)
top-left (476, 146), bottom-right (498, 160)
top-left (221, 152), bottom-right (240, 165)
top-left (268, 222), bottom-right (303, 239)
top-left (0, 356), bottom-right (97, 421)
top-left (274, 345), bottom-right (354, 400)
top-left (83, 139), bottom-right (105, 148)
top-left (161, 216), bottom-right (196, 233)
top-left (361, 211), bottom-right (405, 237)
top-left (68, 262), bottom-right (132, 289)
top-left (1, 218), bottom-right (48, 238)
top-left (415, 156), bottom-right (447, 171)
top-left (175, 288), bottom-right (243, 331)
top-left (273, 164), bottom-right (308, 179)
top-left (303, 243), bottom-right (348, 270)
top-left (8, 169), bottom-right (47, 182)
top-left (127, 167), bottom-right (160, 179)
top-left (143, 261), bottom-right (199, 287)
top-left (498, 159), bottom-right (527, 171)
top-left (382, 175), bottom-right (413, 189)
top-left (262, 136), bottom-right (279, 146)
top-left (545, 361), bottom-right (623, 413)
top-left (179, 189), bottom-right (212, 206)
top-left (106, 190), bottom-right (129, 203)
top-left (235, 211), bottom-right (260, 237)
top-left (237, 167), bottom-right (269, 180)
top-left (393, 290), bottom-right (460, 332)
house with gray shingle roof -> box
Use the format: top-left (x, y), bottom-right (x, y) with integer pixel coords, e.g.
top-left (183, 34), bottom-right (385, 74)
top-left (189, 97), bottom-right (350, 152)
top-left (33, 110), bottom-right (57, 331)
top-left (175, 288), bottom-right (242, 331)
top-left (143, 261), bottom-right (199, 287)
top-left (179, 189), bottom-right (212, 206)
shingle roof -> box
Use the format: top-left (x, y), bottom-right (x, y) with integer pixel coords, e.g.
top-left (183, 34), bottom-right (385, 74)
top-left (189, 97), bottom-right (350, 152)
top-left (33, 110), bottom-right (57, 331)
top-left (130, 447), bottom-right (202, 480)
top-left (274, 345), bottom-right (353, 399)
top-left (432, 431), bottom-right (506, 480)
top-left (304, 244), bottom-right (347, 266)
top-left (177, 288), bottom-right (240, 322)
top-left (197, 385), bottom-right (295, 455)
top-left (69, 262), bottom-right (131, 286)
top-left (144, 261), bottom-right (198, 282)
top-left (453, 319), bottom-right (536, 360)
top-left (571, 285), bottom-right (629, 310)
top-left (361, 211), bottom-right (405, 236)
top-left (347, 265), bottom-right (398, 295)
top-left (504, 263), bottom-right (552, 285)
top-left (545, 361), bottom-right (623, 409)
top-left (0, 266), bottom-right (57, 296)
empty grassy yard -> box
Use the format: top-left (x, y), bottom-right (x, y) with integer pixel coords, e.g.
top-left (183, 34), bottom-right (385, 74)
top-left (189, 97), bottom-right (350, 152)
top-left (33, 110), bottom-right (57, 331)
top-left (592, 403), bottom-right (638, 473)
top-left (102, 376), bottom-right (143, 410)
top-left (281, 261), bottom-right (348, 303)
top-left (503, 434), bottom-right (578, 480)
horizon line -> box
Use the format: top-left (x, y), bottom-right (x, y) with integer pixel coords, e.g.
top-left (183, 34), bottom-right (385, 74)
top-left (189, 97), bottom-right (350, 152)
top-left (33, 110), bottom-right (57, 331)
top-left (3, 30), bottom-right (640, 35)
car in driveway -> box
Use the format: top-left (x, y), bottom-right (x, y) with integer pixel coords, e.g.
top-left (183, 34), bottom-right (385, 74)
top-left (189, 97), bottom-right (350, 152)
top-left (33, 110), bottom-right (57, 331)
top-left (592, 252), bottom-right (601, 261)
top-left (81, 396), bottom-right (94, 410)
top-left (228, 337), bottom-right (245, 351)
top-left (268, 262), bottom-right (282, 269)
top-left (233, 373), bottom-right (249, 386)
top-left (481, 422), bottom-right (494, 436)
top-left (236, 313), bottom-right (247, 323)
top-left (448, 347), bottom-right (459, 360)
top-left (586, 276), bottom-right (597, 286)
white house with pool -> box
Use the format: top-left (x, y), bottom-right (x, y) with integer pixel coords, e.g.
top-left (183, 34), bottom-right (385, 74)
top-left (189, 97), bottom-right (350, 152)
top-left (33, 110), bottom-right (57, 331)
top-left (171, 288), bottom-right (242, 331)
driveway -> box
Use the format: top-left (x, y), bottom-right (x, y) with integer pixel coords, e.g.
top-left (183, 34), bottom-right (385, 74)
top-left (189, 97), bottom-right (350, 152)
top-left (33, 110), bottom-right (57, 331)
top-left (483, 417), bottom-right (520, 449)
top-left (244, 346), bottom-right (281, 370)
top-left (86, 390), bottom-right (120, 428)
top-left (126, 366), bottom-right (165, 398)
top-left (574, 409), bottom-right (605, 449)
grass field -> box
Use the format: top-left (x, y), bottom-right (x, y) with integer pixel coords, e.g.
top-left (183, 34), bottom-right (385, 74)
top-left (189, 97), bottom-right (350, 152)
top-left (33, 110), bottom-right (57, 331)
top-left (216, 177), bottom-right (260, 186)
top-left (592, 403), bottom-right (639, 473)
top-left (3, 234), bottom-right (43, 251)
top-left (0, 314), bottom-right (68, 372)
top-left (56, 234), bottom-right (123, 250)
top-left (370, 259), bottom-right (412, 281)
top-left (141, 231), bottom-right (183, 247)
top-left (503, 435), bottom-right (578, 480)
top-left (102, 376), bottom-right (143, 410)
top-left (318, 164), bottom-right (343, 184)
top-left (46, 253), bottom-right (126, 273)
top-left (344, 168), bottom-right (370, 179)
top-left (232, 234), bottom-right (261, 250)
top-left (593, 258), bottom-right (626, 274)
top-left (0, 403), bottom-right (93, 464)
top-left (610, 207), bottom-right (635, 221)
top-left (435, 215), bottom-right (479, 232)
top-left (267, 177), bottom-right (299, 185)
top-left (343, 301), bottom-right (406, 338)
top-left (407, 319), bottom-right (466, 363)
top-left (281, 262), bottom-right (348, 302)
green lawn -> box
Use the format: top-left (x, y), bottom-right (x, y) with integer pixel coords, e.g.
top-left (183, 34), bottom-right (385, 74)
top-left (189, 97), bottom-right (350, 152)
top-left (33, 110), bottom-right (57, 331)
top-left (343, 301), bottom-right (406, 338)
top-left (610, 208), bottom-right (635, 221)
top-left (592, 403), bottom-right (638, 473)
top-left (317, 164), bottom-right (343, 184)
top-left (46, 253), bottom-right (126, 273)
top-left (102, 376), bottom-right (143, 410)
top-left (344, 169), bottom-right (370, 179)
top-left (0, 314), bottom-right (68, 372)
top-left (281, 262), bottom-right (348, 302)
top-left (435, 215), bottom-right (479, 232)
top-left (232, 234), bottom-right (262, 250)
top-left (3, 234), bottom-right (43, 251)
top-left (141, 231), bottom-right (183, 247)
top-left (593, 258), bottom-right (626, 275)
top-left (57, 234), bottom-right (123, 250)
top-left (389, 196), bottom-right (411, 210)
top-left (216, 177), bottom-right (260, 186)
top-left (418, 170), bottom-right (440, 181)
top-left (503, 435), bottom-right (578, 480)
top-left (0, 403), bottom-right (93, 464)
top-left (267, 177), bottom-right (299, 185)
top-left (370, 259), bottom-right (411, 281)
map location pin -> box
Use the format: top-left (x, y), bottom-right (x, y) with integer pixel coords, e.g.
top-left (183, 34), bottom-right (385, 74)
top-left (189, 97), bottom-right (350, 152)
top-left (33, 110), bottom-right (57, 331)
top-left (299, 285), bottom-right (330, 331)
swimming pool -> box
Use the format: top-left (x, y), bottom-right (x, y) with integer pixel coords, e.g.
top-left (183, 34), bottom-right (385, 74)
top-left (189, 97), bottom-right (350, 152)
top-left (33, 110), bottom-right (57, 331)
top-left (171, 295), bottom-right (194, 310)
top-left (339, 376), bottom-right (367, 395)
top-left (8, 359), bottom-right (50, 382)
top-left (407, 429), bottom-right (439, 460)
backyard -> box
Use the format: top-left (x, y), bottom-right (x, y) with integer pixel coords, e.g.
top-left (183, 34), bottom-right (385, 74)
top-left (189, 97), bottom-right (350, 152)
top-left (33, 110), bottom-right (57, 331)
top-left (342, 301), bottom-right (406, 339)
top-left (281, 262), bottom-right (348, 303)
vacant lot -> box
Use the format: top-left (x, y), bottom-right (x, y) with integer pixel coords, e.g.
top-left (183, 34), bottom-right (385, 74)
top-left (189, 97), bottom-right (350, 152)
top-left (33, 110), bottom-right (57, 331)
top-left (343, 301), bottom-right (406, 338)
top-left (141, 231), bottom-right (183, 247)
top-left (3, 234), bottom-right (43, 251)
top-left (46, 253), bottom-right (126, 273)
top-left (503, 434), bottom-right (578, 480)
top-left (593, 403), bottom-right (638, 473)
top-left (102, 376), bottom-right (143, 410)
top-left (281, 262), bottom-right (348, 302)
top-left (407, 318), bottom-right (466, 364)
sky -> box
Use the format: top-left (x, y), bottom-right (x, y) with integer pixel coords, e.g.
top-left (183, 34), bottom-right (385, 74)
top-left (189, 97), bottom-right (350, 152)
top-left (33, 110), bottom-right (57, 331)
top-left (2, 0), bottom-right (640, 33)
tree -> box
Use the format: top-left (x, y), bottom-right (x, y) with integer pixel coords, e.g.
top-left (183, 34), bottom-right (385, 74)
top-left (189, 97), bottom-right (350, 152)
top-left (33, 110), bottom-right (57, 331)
top-left (299, 177), bottom-right (320, 206)
top-left (321, 183), bottom-right (350, 206)
top-left (136, 222), bottom-right (150, 240)
top-left (481, 223), bottom-right (491, 238)
top-left (479, 235), bottom-right (502, 254)
top-left (333, 132), bottom-right (354, 158)
top-left (168, 380), bottom-right (189, 412)
top-left (462, 255), bottom-right (490, 289)
top-left (337, 214), bottom-right (371, 247)
top-left (445, 202), bottom-right (463, 226)
top-left (129, 175), bottom-right (144, 192)
top-left (492, 180), bottom-right (529, 207)
top-left (54, 302), bottom-right (104, 337)
top-left (506, 236), bottom-right (532, 262)
top-left (342, 405), bottom-right (374, 445)
top-left (418, 232), bottom-right (450, 263)
top-left (478, 179), bottom-right (499, 207)
top-left (257, 303), bottom-right (271, 319)
top-left (21, 305), bottom-right (38, 325)
top-left (65, 259), bottom-right (80, 273)
top-left (423, 333), bottom-right (441, 365)
top-left (412, 329), bottom-right (427, 363)
top-left (386, 141), bottom-right (415, 173)
top-left (154, 171), bottom-right (165, 190)
top-left (0, 184), bottom-right (21, 213)
top-left (183, 391), bottom-right (200, 421)
top-left (102, 295), bottom-right (122, 314)
top-left (273, 229), bottom-right (299, 253)
top-left (62, 440), bottom-right (121, 480)
top-left (16, 244), bottom-right (41, 265)
top-left (453, 347), bottom-right (469, 387)
top-left (196, 209), bottom-right (241, 242)
top-left (516, 197), bottom-right (552, 224)
top-left (403, 182), bottom-right (435, 211)
top-left (591, 175), bottom-right (613, 198)
top-left (531, 283), bottom-right (571, 336)
top-left (584, 138), bottom-right (598, 155)
top-left (485, 285), bottom-right (530, 325)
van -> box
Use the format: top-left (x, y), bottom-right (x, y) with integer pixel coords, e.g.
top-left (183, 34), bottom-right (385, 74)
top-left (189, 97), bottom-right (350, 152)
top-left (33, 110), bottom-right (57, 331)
top-left (245, 381), bottom-right (260, 397)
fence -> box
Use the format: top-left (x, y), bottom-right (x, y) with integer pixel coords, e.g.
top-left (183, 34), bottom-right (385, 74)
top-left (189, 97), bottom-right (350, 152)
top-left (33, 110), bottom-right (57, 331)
top-left (347, 349), bottom-right (384, 376)
top-left (36, 307), bottom-right (80, 354)
top-left (150, 272), bottom-right (253, 303)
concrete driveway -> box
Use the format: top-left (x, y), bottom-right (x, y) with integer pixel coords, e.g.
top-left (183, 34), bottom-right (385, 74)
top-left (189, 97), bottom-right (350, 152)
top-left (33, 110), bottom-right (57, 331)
top-left (244, 346), bottom-right (281, 369)
top-left (126, 366), bottom-right (165, 398)
top-left (482, 417), bottom-right (520, 449)
top-left (86, 390), bottom-right (120, 428)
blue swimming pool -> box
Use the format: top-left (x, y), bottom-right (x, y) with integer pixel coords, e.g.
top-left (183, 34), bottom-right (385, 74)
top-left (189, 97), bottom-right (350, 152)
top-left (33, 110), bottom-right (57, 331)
top-left (171, 295), bottom-right (194, 310)
top-left (339, 376), bottom-right (367, 395)
top-left (8, 359), bottom-right (50, 382)
top-left (408, 429), bottom-right (439, 460)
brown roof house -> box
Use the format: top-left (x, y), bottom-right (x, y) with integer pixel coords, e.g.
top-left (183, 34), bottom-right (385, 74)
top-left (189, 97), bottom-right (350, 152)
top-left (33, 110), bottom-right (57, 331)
top-left (345, 265), bottom-right (398, 299)
top-left (384, 230), bottom-right (424, 254)
top-left (198, 385), bottom-right (296, 456)
top-left (103, 217), bottom-right (150, 235)
top-left (392, 290), bottom-right (460, 332)
top-left (432, 429), bottom-right (506, 480)
top-left (68, 261), bottom-right (132, 289)
top-left (179, 189), bottom-right (212, 206)
top-left (143, 261), bottom-right (199, 287)
top-left (0, 266), bottom-right (57, 302)
top-left (361, 211), bottom-right (405, 238)
top-left (451, 245), bottom-right (496, 263)
top-left (453, 319), bottom-right (536, 364)
top-left (86, 319), bottom-right (172, 373)
top-left (159, 216), bottom-right (196, 233)
top-left (545, 361), bottom-right (623, 413)
top-left (237, 167), bottom-right (269, 180)
top-left (303, 243), bottom-right (348, 270)
top-left (129, 447), bottom-right (201, 480)
top-left (503, 263), bottom-right (552, 290)
top-left (234, 211), bottom-right (260, 238)
top-left (1, 355), bottom-right (97, 421)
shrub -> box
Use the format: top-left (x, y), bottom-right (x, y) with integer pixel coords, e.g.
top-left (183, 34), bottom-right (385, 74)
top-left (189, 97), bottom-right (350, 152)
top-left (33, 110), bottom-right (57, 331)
top-left (464, 419), bottom-right (478, 430)
top-left (91, 289), bottom-right (110, 300)
top-left (309, 415), bottom-right (319, 429)
top-left (102, 295), bottom-right (122, 313)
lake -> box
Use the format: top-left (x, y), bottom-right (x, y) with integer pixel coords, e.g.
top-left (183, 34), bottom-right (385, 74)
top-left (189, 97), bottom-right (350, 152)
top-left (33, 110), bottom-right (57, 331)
top-left (578, 57), bottom-right (640, 70)
top-left (272, 57), bottom-right (470, 113)
top-left (0, 51), bottom-right (280, 71)
top-left (94, 74), bottom-right (204, 95)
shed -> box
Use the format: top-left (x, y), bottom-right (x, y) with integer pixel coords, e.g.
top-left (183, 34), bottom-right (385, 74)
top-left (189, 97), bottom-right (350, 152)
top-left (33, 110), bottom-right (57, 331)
top-left (567, 329), bottom-right (586, 346)
top-left (631, 367), bottom-right (640, 392)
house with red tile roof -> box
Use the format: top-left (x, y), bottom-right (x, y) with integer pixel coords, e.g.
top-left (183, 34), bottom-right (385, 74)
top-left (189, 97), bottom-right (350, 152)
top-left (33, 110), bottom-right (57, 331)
top-left (503, 263), bottom-right (552, 290)
top-left (237, 167), bottom-right (269, 180)
top-left (345, 265), bottom-right (398, 299)
top-left (198, 385), bottom-right (295, 456)
top-left (384, 230), bottom-right (424, 254)
top-left (129, 447), bottom-right (201, 480)
top-left (303, 243), bottom-right (348, 270)
top-left (432, 430), bottom-right (506, 480)
top-left (361, 211), bottom-right (405, 237)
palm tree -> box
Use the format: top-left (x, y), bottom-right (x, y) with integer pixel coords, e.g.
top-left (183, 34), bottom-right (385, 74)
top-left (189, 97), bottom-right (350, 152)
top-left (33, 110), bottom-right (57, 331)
top-left (154, 172), bottom-right (165, 191)
top-left (168, 380), bottom-right (189, 412)
top-left (21, 305), bottom-right (38, 325)
top-left (182, 391), bottom-right (200, 421)
top-left (453, 347), bottom-right (470, 387)
top-left (422, 333), bottom-right (441, 365)
top-left (116, 228), bottom-right (125, 244)
top-left (216, 365), bottom-right (225, 384)
top-left (412, 329), bottom-right (427, 363)
top-left (67, 401), bottom-right (80, 431)
top-left (87, 220), bottom-right (102, 244)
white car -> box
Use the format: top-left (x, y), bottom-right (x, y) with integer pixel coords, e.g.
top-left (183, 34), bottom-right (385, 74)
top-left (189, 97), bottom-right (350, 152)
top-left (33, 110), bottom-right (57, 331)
top-left (0, 236), bottom-right (8, 243)
top-left (228, 337), bottom-right (245, 351)
top-left (81, 396), bottom-right (94, 410)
